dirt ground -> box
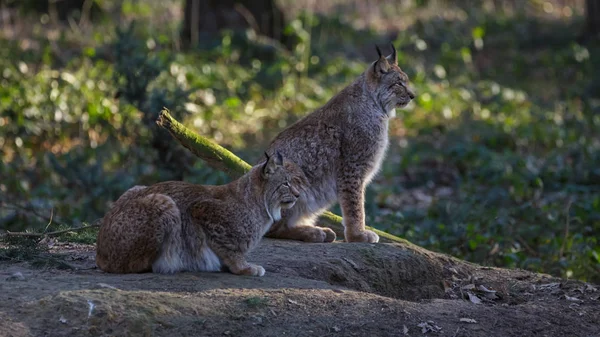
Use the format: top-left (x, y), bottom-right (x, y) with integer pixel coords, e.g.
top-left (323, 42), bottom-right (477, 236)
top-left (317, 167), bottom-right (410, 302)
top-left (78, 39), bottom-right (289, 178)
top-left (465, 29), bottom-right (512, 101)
top-left (0, 239), bottom-right (598, 337)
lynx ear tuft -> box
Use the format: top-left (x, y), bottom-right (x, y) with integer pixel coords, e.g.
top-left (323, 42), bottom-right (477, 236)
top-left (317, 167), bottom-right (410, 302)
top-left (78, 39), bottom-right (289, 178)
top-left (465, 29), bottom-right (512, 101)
top-left (389, 43), bottom-right (398, 65)
top-left (375, 45), bottom-right (383, 59)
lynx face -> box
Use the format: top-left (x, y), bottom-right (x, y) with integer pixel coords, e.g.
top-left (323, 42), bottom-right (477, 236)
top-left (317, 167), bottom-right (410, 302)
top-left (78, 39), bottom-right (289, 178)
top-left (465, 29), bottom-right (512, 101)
top-left (261, 152), bottom-right (308, 219)
top-left (370, 44), bottom-right (416, 112)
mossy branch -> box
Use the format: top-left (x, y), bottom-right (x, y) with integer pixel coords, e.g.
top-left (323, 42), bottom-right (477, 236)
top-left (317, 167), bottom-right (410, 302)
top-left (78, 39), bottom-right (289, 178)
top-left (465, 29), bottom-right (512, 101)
top-left (156, 109), bottom-right (252, 178)
top-left (156, 109), bottom-right (410, 245)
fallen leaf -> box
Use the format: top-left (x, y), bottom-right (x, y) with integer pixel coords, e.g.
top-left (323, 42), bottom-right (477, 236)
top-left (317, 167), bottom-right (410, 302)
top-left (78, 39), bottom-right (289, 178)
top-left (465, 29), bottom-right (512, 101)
top-left (417, 321), bottom-right (442, 334)
top-left (565, 295), bottom-right (583, 303)
top-left (342, 257), bottom-right (359, 270)
top-left (87, 300), bottom-right (95, 318)
top-left (467, 292), bottom-right (482, 304)
top-left (445, 266), bottom-right (459, 274)
top-left (443, 280), bottom-right (452, 292)
top-left (477, 285), bottom-right (495, 293)
top-left (462, 284), bottom-right (476, 290)
top-left (477, 285), bottom-right (499, 300)
top-left (287, 299), bottom-right (299, 305)
top-left (403, 325), bottom-right (409, 335)
top-left (252, 315), bottom-right (263, 325)
top-left (460, 318), bottom-right (477, 324)
top-left (96, 283), bottom-right (118, 290)
top-left (484, 292), bottom-right (498, 300)
top-left (538, 283), bottom-right (561, 291)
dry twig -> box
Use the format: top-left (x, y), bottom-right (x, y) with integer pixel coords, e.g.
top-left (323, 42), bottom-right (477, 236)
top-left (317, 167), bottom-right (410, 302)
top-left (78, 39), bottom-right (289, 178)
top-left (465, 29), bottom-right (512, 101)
top-left (3, 221), bottom-right (101, 238)
top-left (1, 202), bottom-right (67, 228)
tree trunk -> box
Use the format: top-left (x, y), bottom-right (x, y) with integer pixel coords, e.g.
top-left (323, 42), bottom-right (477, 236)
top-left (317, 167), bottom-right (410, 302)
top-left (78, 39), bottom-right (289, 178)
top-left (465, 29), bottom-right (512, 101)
top-left (585, 0), bottom-right (600, 38)
top-left (156, 109), bottom-right (412, 246)
top-left (181, 0), bottom-right (287, 48)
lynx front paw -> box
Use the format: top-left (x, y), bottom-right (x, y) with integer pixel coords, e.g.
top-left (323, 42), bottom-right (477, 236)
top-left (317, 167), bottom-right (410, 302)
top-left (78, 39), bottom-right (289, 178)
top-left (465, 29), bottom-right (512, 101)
top-left (237, 264), bottom-right (265, 277)
top-left (302, 226), bottom-right (336, 243)
top-left (267, 225), bottom-right (337, 243)
top-left (345, 229), bottom-right (379, 243)
top-left (319, 227), bottom-right (337, 243)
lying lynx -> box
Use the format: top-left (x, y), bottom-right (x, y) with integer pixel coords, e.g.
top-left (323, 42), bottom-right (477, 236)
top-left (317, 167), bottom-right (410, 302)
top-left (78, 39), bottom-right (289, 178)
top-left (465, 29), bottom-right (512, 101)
top-left (264, 44), bottom-right (416, 243)
top-left (96, 152), bottom-right (306, 276)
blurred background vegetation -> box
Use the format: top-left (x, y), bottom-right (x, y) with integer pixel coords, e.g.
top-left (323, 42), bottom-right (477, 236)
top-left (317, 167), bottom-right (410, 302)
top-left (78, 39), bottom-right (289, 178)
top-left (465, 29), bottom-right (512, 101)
top-left (0, 0), bottom-right (598, 282)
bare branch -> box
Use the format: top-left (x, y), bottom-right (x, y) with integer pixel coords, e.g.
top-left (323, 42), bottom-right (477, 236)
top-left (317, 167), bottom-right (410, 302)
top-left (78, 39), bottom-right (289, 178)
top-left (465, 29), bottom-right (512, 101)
top-left (1, 202), bottom-right (67, 228)
top-left (3, 221), bottom-right (101, 238)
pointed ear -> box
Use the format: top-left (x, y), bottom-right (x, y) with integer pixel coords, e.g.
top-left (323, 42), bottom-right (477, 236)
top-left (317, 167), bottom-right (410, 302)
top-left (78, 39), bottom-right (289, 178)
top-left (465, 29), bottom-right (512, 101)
top-left (375, 45), bottom-right (383, 58)
top-left (262, 151), bottom-right (283, 176)
top-left (387, 43), bottom-right (398, 65)
top-left (373, 45), bottom-right (390, 74)
top-left (274, 150), bottom-right (284, 166)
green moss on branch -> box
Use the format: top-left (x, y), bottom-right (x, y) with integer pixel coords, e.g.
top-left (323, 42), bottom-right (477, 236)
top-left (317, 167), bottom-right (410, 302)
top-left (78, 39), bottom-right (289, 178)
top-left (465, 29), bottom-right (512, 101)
top-left (156, 109), bottom-right (251, 178)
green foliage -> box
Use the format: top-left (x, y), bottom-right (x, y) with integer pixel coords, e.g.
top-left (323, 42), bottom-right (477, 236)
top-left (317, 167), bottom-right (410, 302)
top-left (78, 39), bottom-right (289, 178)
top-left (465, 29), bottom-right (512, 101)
top-left (244, 296), bottom-right (269, 308)
top-left (0, 235), bottom-right (75, 269)
top-left (369, 5), bottom-right (600, 282)
top-left (111, 22), bottom-right (193, 180)
top-left (0, 236), bottom-right (46, 262)
top-left (0, 1), bottom-right (598, 282)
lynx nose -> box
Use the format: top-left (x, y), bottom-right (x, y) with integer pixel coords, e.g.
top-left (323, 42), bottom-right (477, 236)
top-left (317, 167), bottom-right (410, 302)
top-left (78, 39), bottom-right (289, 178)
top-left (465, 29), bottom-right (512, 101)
top-left (408, 89), bottom-right (416, 100)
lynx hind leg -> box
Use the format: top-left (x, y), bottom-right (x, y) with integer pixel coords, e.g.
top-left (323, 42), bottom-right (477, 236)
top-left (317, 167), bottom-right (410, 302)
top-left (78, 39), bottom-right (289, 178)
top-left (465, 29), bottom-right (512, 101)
top-left (96, 193), bottom-right (180, 274)
top-left (267, 211), bottom-right (336, 243)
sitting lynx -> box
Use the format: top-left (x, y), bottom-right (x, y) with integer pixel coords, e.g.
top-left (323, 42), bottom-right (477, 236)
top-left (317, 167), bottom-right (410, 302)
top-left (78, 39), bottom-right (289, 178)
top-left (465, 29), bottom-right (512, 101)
top-left (264, 44), bottom-right (416, 244)
top-left (96, 152), bottom-right (306, 276)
